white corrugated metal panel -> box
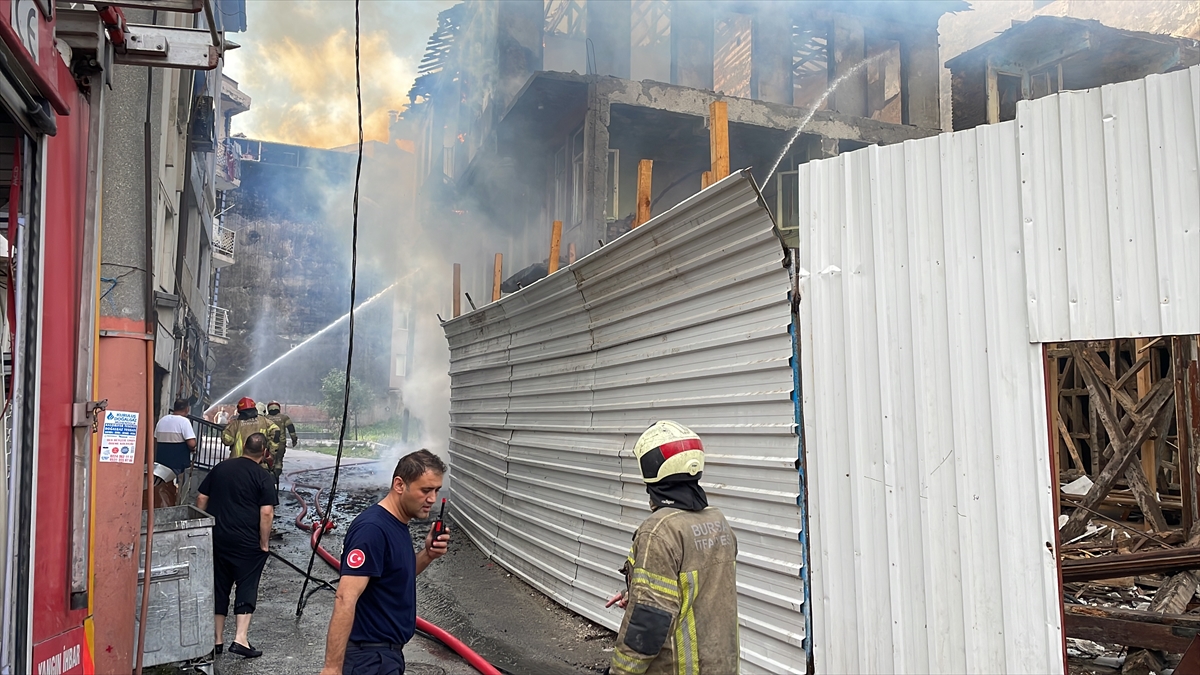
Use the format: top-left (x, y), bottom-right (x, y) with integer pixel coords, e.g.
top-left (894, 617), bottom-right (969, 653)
top-left (1021, 66), bottom-right (1200, 342)
top-left (798, 128), bottom-right (1062, 673)
top-left (798, 65), bottom-right (1200, 674)
top-left (443, 172), bottom-right (807, 673)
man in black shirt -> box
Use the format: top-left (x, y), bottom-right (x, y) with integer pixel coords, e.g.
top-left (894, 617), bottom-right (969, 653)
top-left (197, 432), bottom-right (278, 658)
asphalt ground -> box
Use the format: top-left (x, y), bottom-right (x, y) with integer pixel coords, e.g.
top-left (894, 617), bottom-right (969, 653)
top-left (158, 448), bottom-right (614, 675)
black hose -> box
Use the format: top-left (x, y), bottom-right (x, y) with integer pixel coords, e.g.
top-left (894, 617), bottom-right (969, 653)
top-left (268, 550), bottom-right (337, 594)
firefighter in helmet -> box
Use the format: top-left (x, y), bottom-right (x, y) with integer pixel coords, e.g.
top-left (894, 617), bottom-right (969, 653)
top-left (221, 397), bottom-right (282, 469)
top-left (606, 421), bottom-right (739, 675)
top-left (264, 401), bottom-right (298, 482)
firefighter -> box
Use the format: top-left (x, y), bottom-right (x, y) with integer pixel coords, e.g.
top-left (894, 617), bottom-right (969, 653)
top-left (264, 401), bottom-right (298, 482)
top-left (222, 397), bottom-right (282, 468)
top-left (605, 421), bottom-right (739, 675)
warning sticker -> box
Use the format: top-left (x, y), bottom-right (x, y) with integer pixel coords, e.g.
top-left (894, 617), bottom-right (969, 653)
top-left (99, 410), bottom-right (139, 464)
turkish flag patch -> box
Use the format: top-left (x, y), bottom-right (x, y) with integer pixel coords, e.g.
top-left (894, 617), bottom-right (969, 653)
top-left (346, 548), bottom-right (366, 569)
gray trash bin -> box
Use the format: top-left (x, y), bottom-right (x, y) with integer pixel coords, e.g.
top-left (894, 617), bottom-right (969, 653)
top-left (134, 505), bottom-right (216, 667)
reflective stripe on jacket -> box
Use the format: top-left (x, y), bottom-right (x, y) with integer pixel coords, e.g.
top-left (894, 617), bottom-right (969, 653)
top-left (265, 412), bottom-right (298, 446)
top-left (611, 506), bottom-right (739, 675)
top-left (220, 417), bottom-right (281, 463)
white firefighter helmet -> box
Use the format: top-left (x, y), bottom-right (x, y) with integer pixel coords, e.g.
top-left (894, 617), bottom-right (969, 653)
top-left (633, 420), bottom-right (704, 484)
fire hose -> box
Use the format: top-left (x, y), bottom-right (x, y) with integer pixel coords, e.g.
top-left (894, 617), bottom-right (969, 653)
top-left (285, 467), bottom-right (503, 675)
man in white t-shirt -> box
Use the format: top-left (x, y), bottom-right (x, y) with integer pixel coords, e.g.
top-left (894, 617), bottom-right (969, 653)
top-left (155, 399), bottom-right (198, 504)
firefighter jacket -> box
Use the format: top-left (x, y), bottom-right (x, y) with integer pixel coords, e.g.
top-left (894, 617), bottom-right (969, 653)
top-left (611, 506), bottom-right (739, 675)
top-left (221, 416), bottom-right (281, 466)
top-left (266, 412), bottom-right (298, 447)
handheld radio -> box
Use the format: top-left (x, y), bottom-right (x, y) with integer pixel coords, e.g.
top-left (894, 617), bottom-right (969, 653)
top-left (431, 498), bottom-right (447, 539)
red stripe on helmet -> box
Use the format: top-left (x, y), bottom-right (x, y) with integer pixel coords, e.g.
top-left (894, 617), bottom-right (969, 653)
top-left (658, 438), bottom-right (703, 459)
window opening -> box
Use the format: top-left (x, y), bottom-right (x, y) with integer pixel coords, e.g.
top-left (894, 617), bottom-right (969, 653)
top-left (714, 12), bottom-right (752, 98)
top-left (545, 0), bottom-right (587, 73)
top-left (793, 25), bottom-right (830, 110)
top-left (631, 0), bottom-right (671, 83)
top-left (866, 38), bottom-right (902, 124)
top-left (997, 72), bottom-right (1022, 122)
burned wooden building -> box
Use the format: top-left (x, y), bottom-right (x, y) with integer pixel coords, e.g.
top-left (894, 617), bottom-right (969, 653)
top-left (401, 0), bottom-right (964, 303)
top-left (947, 15), bottom-right (1200, 130)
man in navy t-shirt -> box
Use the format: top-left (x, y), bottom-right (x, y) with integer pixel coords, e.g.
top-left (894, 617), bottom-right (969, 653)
top-left (320, 449), bottom-right (450, 675)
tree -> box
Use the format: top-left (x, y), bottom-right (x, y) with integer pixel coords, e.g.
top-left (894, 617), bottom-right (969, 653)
top-left (320, 369), bottom-right (373, 438)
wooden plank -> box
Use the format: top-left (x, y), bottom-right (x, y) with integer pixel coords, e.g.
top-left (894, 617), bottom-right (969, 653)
top-left (633, 161), bottom-right (652, 229)
top-left (1137, 339), bottom-right (1158, 493)
top-left (548, 220), bottom-right (563, 274)
top-left (1078, 346), bottom-right (1143, 421)
top-left (1065, 604), bottom-right (1200, 653)
top-left (701, 170), bottom-right (713, 189)
top-left (1116, 349), bottom-right (1153, 391)
top-left (1176, 336), bottom-right (1199, 533)
top-left (492, 253), bottom-right (502, 302)
top-left (1091, 376), bottom-right (1102, 474)
top-left (709, 101), bottom-right (729, 180)
top-left (1060, 372), bottom-right (1176, 540)
top-left (1125, 557), bottom-right (1200, 670)
top-left (1057, 411), bottom-right (1086, 473)
top-left (1051, 353), bottom-right (1064, 471)
top-left (568, 242), bottom-right (576, 265)
top-left (1125, 459), bottom-right (1170, 533)
top-left (1061, 545), bottom-right (1200, 582)
top-left (986, 59), bottom-right (1000, 125)
top-left (452, 262), bottom-right (461, 318)
top-left (1123, 649), bottom-right (1165, 675)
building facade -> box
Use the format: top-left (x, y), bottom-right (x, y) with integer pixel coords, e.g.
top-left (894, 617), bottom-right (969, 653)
top-left (0, 3), bottom-right (247, 673)
top-left (406, 0), bottom-right (964, 306)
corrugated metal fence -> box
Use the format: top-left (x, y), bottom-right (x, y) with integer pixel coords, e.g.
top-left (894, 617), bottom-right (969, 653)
top-left (442, 173), bottom-right (808, 673)
top-left (798, 66), bottom-right (1200, 674)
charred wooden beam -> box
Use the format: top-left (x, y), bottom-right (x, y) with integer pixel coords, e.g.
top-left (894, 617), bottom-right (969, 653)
top-left (1062, 547), bottom-right (1200, 583)
top-left (1060, 366), bottom-right (1175, 541)
top-left (1065, 604), bottom-right (1200, 653)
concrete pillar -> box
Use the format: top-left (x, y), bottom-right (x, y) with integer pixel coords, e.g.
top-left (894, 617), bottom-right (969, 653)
top-left (828, 14), bottom-right (867, 117)
top-left (588, 0), bottom-right (631, 79)
top-left (580, 82), bottom-right (611, 256)
top-left (93, 51), bottom-right (161, 673)
top-left (807, 135), bottom-right (839, 160)
top-left (497, 0), bottom-right (544, 110)
top-left (751, 5), bottom-right (793, 105)
top-left (901, 27), bottom-right (941, 130)
top-left (671, 1), bottom-right (713, 90)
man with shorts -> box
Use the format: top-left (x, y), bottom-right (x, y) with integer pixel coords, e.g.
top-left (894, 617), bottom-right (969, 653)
top-left (153, 398), bottom-right (197, 505)
top-left (320, 449), bottom-right (451, 675)
top-left (197, 432), bottom-right (278, 658)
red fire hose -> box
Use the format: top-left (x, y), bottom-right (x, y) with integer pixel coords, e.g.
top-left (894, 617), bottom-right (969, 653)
top-left (286, 469), bottom-right (502, 675)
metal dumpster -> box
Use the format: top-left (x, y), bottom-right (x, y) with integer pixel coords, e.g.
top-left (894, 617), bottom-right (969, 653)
top-left (134, 505), bottom-right (215, 667)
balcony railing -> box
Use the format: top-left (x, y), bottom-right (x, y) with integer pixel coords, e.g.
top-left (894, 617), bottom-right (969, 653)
top-left (208, 306), bottom-right (230, 344)
top-left (212, 224), bottom-right (235, 267)
top-left (215, 137), bottom-right (242, 190)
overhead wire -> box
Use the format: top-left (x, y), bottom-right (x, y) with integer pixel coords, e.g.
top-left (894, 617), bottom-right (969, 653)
top-left (295, 0), bottom-right (364, 617)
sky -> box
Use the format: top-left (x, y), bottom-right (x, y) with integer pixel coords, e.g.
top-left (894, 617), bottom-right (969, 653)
top-left (223, 0), bottom-right (453, 148)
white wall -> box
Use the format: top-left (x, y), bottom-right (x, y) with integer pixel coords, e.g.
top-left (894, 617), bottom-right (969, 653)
top-left (798, 66), bottom-right (1200, 674)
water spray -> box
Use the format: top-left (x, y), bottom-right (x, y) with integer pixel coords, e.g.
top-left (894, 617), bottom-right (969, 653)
top-left (764, 53), bottom-right (887, 186)
top-left (205, 278), bottom-right (409, 413)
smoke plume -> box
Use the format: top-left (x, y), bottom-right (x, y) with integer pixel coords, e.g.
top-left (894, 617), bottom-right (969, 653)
top-left (224, 1), bottom-right (452, 147)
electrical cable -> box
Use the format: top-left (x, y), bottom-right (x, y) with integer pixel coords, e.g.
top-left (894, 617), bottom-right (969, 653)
top-left (295, 0), bottom-right (365, 618)
top-left (281, 6), bottom-right (505, 674)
